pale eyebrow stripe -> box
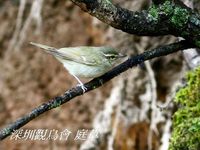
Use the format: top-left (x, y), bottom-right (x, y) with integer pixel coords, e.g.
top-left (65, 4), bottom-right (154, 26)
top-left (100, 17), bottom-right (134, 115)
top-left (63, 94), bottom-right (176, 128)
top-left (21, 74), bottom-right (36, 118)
top-left (102, 53), bottom-right (116, 57)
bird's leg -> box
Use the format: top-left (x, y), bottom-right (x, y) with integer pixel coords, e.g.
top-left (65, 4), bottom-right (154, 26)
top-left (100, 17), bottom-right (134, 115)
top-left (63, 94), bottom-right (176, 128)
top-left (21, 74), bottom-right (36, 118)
top-left (71, 74), bottom-right (87, 93)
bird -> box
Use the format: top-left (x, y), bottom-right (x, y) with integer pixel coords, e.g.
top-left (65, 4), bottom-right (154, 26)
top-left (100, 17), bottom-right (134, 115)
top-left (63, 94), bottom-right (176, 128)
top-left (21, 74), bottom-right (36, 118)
top-left (30, 42), bottom-right (126, 92)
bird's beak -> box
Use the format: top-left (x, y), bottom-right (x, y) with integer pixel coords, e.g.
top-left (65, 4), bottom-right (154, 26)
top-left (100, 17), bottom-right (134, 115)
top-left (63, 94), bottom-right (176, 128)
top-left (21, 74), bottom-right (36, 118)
top-left (118, 53), bottom-right (127, 58)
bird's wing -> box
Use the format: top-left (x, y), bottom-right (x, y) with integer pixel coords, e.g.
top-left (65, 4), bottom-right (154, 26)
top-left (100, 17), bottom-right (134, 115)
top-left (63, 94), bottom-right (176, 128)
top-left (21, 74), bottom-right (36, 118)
top-left (57, 47), bottom-right (101, 66)
top-left (30, 43), bottom-right (102, 66)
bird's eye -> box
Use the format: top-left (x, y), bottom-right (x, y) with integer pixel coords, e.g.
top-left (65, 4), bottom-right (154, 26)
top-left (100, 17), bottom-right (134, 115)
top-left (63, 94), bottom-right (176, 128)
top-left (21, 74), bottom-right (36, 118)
top-left (103, 53), bottom-right (117, 60)
top-left (109, 55), bottom-right (116, 59)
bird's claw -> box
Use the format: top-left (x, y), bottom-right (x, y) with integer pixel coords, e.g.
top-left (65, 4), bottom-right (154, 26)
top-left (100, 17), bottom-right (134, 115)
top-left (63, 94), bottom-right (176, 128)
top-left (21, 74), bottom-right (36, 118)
top-left (77, 84), bottom-right (87, 93)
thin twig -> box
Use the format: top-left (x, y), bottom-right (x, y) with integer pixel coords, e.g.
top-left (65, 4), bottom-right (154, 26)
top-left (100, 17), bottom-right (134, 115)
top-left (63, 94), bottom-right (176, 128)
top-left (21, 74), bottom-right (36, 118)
top-left (0, 40), bottom-right (194, 140)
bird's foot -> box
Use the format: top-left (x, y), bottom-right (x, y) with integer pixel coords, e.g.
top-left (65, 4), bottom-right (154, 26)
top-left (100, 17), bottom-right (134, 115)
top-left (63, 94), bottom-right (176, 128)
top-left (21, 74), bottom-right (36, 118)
top-left (77, 83), bottom-right (87, 93)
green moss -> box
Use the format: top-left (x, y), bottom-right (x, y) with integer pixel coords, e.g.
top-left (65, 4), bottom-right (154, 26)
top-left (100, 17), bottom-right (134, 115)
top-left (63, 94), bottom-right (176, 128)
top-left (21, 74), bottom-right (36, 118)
top-left (170, 7), bottom-right (190, 28)
top-left (149, 5), bottom-right (159, 21)
top-left (148, 1), bottom-right (190, 29)
top-left (169, 67), bottom-right (200, 150)
top-left (159, 1), bottom-right (174, 15)
top-left (148, 1), bottom-right (173, 21)
top-left (175, 68), bottom-right (200, 106)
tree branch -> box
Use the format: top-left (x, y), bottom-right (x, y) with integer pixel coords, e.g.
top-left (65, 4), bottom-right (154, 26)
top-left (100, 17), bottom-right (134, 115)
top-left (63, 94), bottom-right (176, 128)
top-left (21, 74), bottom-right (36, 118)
top-left (0, 40), bottom-right (194, 140)
top-left (71, 0), bottom-right (200, 47)
top-left (71, 0), bottom-right (171, 36)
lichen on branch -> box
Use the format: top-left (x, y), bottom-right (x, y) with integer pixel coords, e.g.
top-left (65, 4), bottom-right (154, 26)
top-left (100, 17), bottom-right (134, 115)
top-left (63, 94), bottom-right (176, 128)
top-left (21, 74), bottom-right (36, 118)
top-left (71, 0), bottom-right (200, 48)
top-left (71, 0), bottom-right (171, 36)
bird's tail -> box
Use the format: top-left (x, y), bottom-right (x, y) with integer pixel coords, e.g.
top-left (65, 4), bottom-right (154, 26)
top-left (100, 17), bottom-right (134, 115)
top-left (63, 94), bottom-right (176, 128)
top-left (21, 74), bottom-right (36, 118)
top-left (30, 42), bottom-right (58, 55)
top-left (30, 42), bottom-right (71, 60)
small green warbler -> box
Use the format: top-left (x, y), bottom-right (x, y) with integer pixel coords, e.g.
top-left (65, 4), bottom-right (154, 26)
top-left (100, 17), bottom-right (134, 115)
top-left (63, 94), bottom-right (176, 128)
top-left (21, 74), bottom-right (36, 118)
top-left (30, 42), bottom-right (126, 92)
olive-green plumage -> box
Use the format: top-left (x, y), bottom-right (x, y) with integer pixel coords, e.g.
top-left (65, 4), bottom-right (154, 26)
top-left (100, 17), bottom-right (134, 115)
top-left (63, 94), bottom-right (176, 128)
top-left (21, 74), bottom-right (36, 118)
top-left (30, 42), bottom-right (126, 91)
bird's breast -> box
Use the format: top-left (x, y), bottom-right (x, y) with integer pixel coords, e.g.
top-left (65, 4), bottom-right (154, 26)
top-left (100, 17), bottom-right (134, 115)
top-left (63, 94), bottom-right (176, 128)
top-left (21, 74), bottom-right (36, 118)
top-left (62, 60), bottom-right (112, 78)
